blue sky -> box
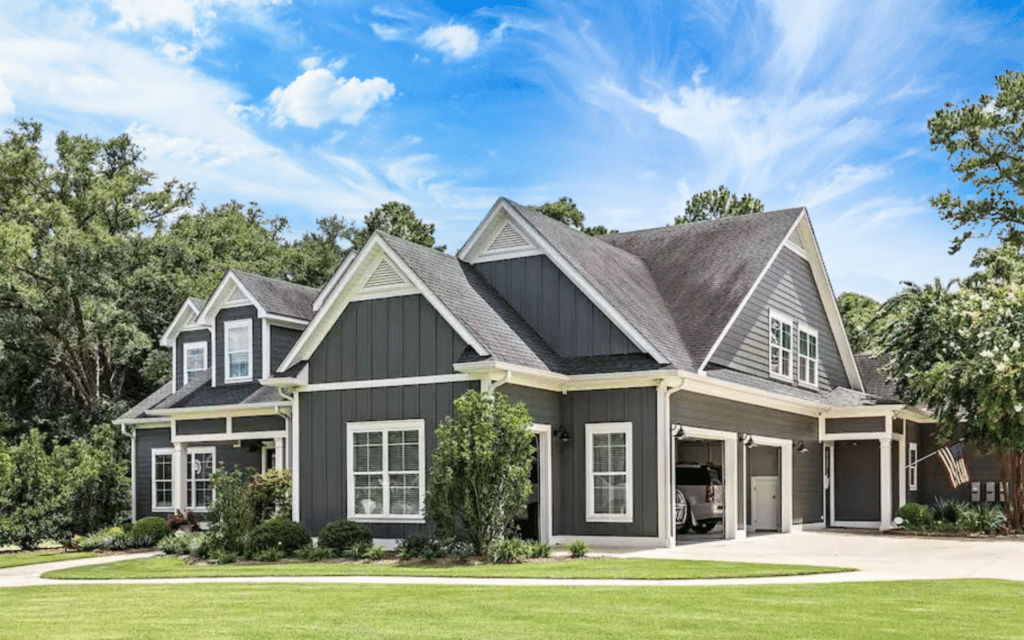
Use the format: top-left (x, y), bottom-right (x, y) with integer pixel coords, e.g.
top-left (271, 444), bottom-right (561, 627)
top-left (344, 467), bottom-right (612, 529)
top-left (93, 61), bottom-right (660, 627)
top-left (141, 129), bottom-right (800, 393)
top-left (1, 0), bottom-right (1022, 300)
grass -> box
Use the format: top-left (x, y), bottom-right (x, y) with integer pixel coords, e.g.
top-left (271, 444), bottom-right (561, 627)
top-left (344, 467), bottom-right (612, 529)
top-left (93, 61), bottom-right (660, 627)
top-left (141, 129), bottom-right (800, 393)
top-left (43, 554), bottom-right (847, 580)
top-left (0, 550), bottom-right (97, 570)
top-left (1, 580), bottom-right (1022, 639)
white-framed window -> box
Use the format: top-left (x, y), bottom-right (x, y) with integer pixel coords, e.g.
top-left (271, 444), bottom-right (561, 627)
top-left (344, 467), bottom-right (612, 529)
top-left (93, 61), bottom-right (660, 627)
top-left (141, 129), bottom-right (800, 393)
top-left (347, 419), bottom-right (425, 522)
top-left (224, 319), bottom-right (252, 382)
top-left (183, 341), bottom-right (207, 385)
top-left (797, 325), bottom-right (819, 388)
top-left (585, 422), bottom-right (633, 523)
top-left (150, 447), bottom-right (216, 513)
top-left (769, 310), bottom-right (794, 381)
top-left (152, 448), bottom-right (174, 512)
top-left (908, 442), bottom-right (918, 491)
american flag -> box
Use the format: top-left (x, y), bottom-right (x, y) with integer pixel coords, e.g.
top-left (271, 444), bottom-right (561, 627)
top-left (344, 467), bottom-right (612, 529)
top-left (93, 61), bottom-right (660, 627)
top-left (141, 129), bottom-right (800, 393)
top-left (937, 443), bottom-right (970, 489)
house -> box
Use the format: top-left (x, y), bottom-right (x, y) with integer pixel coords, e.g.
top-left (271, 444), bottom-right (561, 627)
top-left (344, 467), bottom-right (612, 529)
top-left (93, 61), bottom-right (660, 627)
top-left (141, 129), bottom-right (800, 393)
top-left (117, 197), bottom-right (965, 548)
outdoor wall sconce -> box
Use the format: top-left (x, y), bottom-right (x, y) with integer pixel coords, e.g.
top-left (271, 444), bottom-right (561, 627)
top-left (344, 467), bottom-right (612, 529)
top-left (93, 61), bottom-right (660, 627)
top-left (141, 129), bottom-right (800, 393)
top-left (794, 441), bottom-right (809, 454)
top-left (671, 423), bottom-right (685, 440)
top-left (741, 433), bottom-right (755, 449)
top-left (553, 426), bottom-right (571, 443)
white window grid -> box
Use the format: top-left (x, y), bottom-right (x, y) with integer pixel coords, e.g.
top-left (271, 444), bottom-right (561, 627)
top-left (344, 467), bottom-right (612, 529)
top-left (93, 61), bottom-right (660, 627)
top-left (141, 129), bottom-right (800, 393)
top-left (152, 448), bottom-right (173, 512)
top-left (908, 442), bottom-right (918, 491)
top-left (347, 420), bottom-right (425, 522)
top-left (585, 422), bottom-right (633, 523)
top-left (150, 446), bottom-right (216, 513)
top-left (768, 310), bottom-right (794, 381)
top-left (183, 341), bottom-right (207, 385)
top-left (223, 319), bottom-right (252, 383)
top-left (797, 325), bottom-right (819, 388)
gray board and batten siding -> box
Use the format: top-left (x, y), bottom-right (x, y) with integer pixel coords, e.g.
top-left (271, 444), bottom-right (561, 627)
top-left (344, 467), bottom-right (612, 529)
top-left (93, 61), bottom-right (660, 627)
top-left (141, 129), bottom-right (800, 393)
top-left (215, 306), bottom-right (262, 386)
top-left (134, 428), bottom-right (261, 519)
top-left (708, 246), bottom-right (850, 391)
top-left (670, 390), bottom-right (823, 525)
top-left (298, 381), bottom-right (475, 537)
top-left (270, 325), bottom-right (303, 373)
top-left (308, 295), bottom-right (471, 385)
top-left (175, 329), bottom-right (210, 389)
top-left (475, 255), bottom-right (643, 359)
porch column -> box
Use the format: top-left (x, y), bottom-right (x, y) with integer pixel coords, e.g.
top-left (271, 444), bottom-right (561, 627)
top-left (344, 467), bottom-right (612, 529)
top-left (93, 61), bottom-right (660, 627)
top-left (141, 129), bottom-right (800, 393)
top-left (780, 443), bottom-right (793, 533)
top-left (724, 438), bottom-right (741, 540)
top-left (172, 442), bottom-right (188, 514)
top-left (275, 437), bottom-right (285, 471)
top-left (879, 436), bottom-right (893, 530)
top-left (898, 434), bottom-right (907, 509)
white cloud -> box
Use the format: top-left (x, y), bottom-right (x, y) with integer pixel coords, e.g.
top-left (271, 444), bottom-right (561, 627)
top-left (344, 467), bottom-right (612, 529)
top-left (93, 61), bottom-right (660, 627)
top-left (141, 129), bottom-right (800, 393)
top-left (418, 24), bottom-right (479, 61)
top-left (300, 56), bottom-right (320, 70)
top-left (0, 79), bottom-right (13, 114)
top-left (327, 58), bottom-right (347, 71)
top-left (799, 164), bottom-right (891, 209)
top-left (386, 154), bottom-right (437, 191)
top-left (106, 0), bottom-right (289, 35)
top-left (268, 68), bottom-right (395, 127)
top-left (371, 23), bottom-right (403, 41)
top-left (159, 41), bottom-right (198, 63)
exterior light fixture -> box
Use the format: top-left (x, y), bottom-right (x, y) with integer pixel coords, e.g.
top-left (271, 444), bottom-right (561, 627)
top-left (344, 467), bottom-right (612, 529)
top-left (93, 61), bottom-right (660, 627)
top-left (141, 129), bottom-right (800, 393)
top-left (553, 426), bottom-right (571, 443)
top-left (795, 441), bottom-right (809, 454)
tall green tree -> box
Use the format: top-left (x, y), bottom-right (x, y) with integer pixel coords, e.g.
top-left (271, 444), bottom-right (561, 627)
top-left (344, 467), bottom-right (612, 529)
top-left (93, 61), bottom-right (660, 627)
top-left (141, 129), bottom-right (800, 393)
top-left (674, 186), bottom-right (764, 225)
top-left (836, 292), bottom-right (883, 354)
top-left (425, 390), bottom-right (535, 554)
top-left (881, 244), bottom-right (1024, 530)
top-left (348, 201), bottom-right (445, 251)
top-left (530, 196), bottom-right (617, 236)
top-left (929, 70), bottom-right (1024, 254)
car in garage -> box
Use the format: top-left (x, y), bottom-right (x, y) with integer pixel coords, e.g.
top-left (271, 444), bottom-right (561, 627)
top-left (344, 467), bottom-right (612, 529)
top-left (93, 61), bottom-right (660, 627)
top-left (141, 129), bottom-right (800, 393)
top-left (676, 462), bottom-right (724, 533)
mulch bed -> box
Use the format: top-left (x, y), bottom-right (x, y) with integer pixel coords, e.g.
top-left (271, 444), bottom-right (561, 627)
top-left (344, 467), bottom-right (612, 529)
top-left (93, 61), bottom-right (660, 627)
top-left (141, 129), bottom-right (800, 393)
top-left (883, 528), bottom-right (1024, 539)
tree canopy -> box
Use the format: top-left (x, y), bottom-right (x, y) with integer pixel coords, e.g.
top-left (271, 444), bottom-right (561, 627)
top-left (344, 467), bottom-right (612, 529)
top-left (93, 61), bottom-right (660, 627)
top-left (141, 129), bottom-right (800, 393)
top-left (530, 197), bottom-right (617, 236)
top-left (674, 186), bottom-right (764, 225)
top-left (347, 201), bottom-right (444, 251)
top-left (929, 70), bottom-right (1024, 254)
top-left (836, 292), bottom-right (884, 354)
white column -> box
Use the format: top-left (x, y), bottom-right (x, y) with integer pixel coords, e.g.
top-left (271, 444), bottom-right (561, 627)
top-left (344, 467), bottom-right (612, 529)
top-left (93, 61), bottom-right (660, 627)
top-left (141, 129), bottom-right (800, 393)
top-left (780, 443), bottom-right (793, 533)
top-left (725, 438), bottom-right (742, 540)
top-left (275, 437), bottom-right (285, 471)
top-left (656, 384), bottom-right (669, 546)
top-left (898, 434), bottom-right (907, 510)
top-left (291, 393), bottom-right (301, 522)
top-left (172, 442), bottom-right (187, 514)
top-left (879, 436), bottom-right (893, 530)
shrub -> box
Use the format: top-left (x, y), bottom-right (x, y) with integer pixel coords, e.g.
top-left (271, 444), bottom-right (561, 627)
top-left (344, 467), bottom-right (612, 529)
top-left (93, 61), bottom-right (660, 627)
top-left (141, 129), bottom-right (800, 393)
top-left (187, 533), bottom-right (211, 559)
top-left (397, 533), bottom-right (445, 561)
top-left (425, 390), bottom-right (535, 555)
top-left (318, 519), bottom-right (373, 556)
top-left (296, 544), bottom-right (335, 561)
top-left (158, 534), bottom-right (189, 556)
top-left (254, 548), bottom-right (285, 563)
top-left (212, 550), bottom-right (237, 564)
top-left (77, 526), bottom-right (129, 551)
top-left (58, 424), bottom-right (131, 538)
top-left (244, 517), bottom-right (311, 558)
top-left (528, 540), bottom-right (552, 558)
top-left (165, 510), bottom-right (200, 532)
top-left (362, 544), bottom-right (387, 561)
top-left (568, 539), bottom-right (588, 558)
top-left (0, 430), bottom-right (69, 549)
top-left (207, 467), bottom-right (255, 555)
top-left (131, 516), bottom-right (171, 543)
top-left (897, 503), bottom-right (933, 530)
top-left (245, 469), bottom-right (292, 525)
top-left (932, 498), bottom-right (968, 526)
top-left (487, 538), bottom-right (529, 564)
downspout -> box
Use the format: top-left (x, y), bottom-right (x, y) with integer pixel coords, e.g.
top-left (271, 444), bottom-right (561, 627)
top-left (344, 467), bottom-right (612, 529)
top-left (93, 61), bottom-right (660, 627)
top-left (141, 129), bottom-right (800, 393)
top-left (658, 376), bottom-right (685, 548)
top-left (491, 369), bottom-right (513, 393)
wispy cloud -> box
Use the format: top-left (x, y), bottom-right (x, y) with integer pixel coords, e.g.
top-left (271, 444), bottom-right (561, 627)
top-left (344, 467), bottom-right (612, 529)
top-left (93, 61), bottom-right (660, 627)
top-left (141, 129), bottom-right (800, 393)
top-left (418, 24), bottom-right (480, 61)
top-left (371, 23), bottom-right (403, 41)
top-left (268, 67), bottom-right (395, 127)
top-left (105, 0), bottom-right (289, 35)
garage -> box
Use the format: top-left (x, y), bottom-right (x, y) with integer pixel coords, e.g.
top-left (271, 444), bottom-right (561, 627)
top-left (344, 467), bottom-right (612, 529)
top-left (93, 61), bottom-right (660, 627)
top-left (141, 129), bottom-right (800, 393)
top-left (675, 438), bottom-right (727, 540)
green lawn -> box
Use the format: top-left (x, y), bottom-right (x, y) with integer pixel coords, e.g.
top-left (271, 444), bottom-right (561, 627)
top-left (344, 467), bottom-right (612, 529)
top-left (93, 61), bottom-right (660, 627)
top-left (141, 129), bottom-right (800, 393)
top-left (1, 580), bottom-right (1022, 639)
top-left (0, 550), bottom-right (97, 570)
top-left (44, 554), bottom-right (847, 580)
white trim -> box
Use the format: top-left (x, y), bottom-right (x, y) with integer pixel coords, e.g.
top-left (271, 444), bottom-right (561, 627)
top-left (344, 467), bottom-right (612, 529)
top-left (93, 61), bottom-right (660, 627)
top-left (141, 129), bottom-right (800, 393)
top-left (172, 347), bottom-right (177, 394)
top-left (292, 392), bottom-right (301, 522)
top-left (261, 443), bottom-right (272, 474)
top-left (130, 429), bottom-right (137, 522)
top-left (530, 424), bottom-right (553, 544)
top-left (173, 430), bottom-right (286, 443)
top-left (549, 535), bottom-right (664, 548)
top-left (279, 235), bottom-right (487, 373)
top-left (118, 418), bottom-right (172, 427)
top-left (313, 251), bottom-right (358, 313)
top-left (585, 422), bottom-right (634, 523)
top-left (346, 419), bottom-right (426, 523)
top-left (699, 212), bottom-right (803, 373)
top-left (768, 309), bottom-right (795, 382)
top-left (833, 520), bottom-right (882, 529)
top-left (262, 319), bottom-right (271, 380)
top-left (302, 374), bottom-right (473, 393)
top-left (151, 447), bottom-right (175, 513)
top-left (898, 434), bottom-right (907, 509)
top-left (671, 425), bottom-right (741, 539)
top-left (148, 402), bottom-right (287, 418)
top-left (263, 314), bottom-right (308, 330)
top-left (796, 324), bottom-right (819, 389)
top-left (159, 298), bottom-right (204, 348)
top-left (182, 341), bottom-right (207, 387)
top-left (827, 443), bottom-right (835, 527)
top-left (879, 436), bottom-right (893, 530)
top-left (820, 432), bottom-right (893, 442)
top-left (197, 271), bottom-right (266, 326)
top-left (223, 318), bottom-right (253, 383)
top-left (908, 442), bottom-right (919, 491)
top-left (747, 434), bottom-right (793, 533)
top-left (783, 241), bottom-right (807, 260)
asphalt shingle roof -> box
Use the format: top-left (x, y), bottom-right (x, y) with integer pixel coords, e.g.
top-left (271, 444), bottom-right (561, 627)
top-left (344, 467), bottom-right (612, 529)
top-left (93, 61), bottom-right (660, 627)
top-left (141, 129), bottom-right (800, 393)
top-left (600, 207), bottom-right (803, 373)
top-left (855, 354), bottom-right (900, 402)
top-left (117, 381), bottom-right (173, 421)
top-left (231, 270), bottom-right (320, 321)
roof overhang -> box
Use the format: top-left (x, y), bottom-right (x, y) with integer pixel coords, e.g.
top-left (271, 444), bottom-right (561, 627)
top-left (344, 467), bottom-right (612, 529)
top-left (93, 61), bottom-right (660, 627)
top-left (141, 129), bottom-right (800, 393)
top-left (147, 402), bottom-right (290, 419)
top-left (159, 298), bottom-right (205, 348)
top-left (197, 270), bottom-right (267, 326)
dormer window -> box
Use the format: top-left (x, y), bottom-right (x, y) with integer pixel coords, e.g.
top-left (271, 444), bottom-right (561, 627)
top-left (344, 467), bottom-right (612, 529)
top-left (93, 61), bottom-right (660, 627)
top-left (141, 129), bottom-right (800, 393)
top-left (183, 342), bottom-right (207, 384)
top-left (224, 319), bottom-right (252, 382)
top-left (769, 310), bottom-right (793, 380)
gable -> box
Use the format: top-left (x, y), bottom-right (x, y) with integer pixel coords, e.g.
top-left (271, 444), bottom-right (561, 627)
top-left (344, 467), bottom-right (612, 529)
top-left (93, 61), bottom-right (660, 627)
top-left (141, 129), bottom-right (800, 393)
top-left (307, 294), bottom-right (472, 384)
top-left (475, 254), bottom-right (643, 359)
top-left (707, 246), bottom-right (850, 390)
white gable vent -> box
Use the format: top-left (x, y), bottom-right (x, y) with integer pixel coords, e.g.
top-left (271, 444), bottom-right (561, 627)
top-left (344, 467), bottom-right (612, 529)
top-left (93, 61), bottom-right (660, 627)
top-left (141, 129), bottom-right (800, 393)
top-left (227, 285), bottom-right (249, 303)
top-left (786, 230), bottom-right (805, 250)
top-left (364, 258), bottom-right (406, 289)
top-left (486, 222), bottom-right (532, 253)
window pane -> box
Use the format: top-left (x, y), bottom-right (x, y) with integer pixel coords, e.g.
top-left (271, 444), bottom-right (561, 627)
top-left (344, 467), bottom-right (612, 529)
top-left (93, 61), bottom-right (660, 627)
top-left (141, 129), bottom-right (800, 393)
top-left (770, 318), bottom-right (780, 345)
top-left (609, 443), bottom-right (627, 473)
top-left (229, 352), bottom-right (249, 378)
top-left (227, 326), bottom-right (248, 352)
top-left (389, 474), bottom-right (420, 515)
top-left (186, 348), bottom-right (205, 372)
top-left (593, 442), bottom-right (610, 473)
top-left (781, 324), bottom-right (791, 349)
top-left (354, 475), bottom-right (384, 514)
top-left (192, 453), bottom-right (213, 480)
top-left (808, 335), bottom-right (817, 358)
top-left (388, 430), bottom-right (419, 472)
top-left (353, 433), bottom-right (383, 473)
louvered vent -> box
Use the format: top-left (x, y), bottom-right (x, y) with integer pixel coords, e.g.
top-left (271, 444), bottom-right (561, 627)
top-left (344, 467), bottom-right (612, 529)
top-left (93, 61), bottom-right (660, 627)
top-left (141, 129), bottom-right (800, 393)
top-left (228, 286), bottom-right (248, 303)
top-left (364, 259), bottom-right (405, 289)
top-left (787, 230), bottom-right (805, 250)
top-left (487, 222), bottom-right (531, 253)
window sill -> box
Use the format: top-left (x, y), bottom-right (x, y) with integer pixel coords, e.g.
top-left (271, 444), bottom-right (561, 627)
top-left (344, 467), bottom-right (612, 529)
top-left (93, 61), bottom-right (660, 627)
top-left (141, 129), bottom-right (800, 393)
top-left (585, 514), bottom-right (633, 524)
top-left (224, 377), bottom-right (251, 384)
top-left (768, 372), bottom-right (794, 384)
top-left (797, 381), bottom-right (818, 390)
top-left (347, 516), bottom-right (426, 524)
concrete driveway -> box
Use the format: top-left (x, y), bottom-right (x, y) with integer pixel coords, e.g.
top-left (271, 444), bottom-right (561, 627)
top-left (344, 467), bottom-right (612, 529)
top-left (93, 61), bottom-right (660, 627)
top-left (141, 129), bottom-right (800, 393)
top-left (624, 528), bottom-right (1024, 581)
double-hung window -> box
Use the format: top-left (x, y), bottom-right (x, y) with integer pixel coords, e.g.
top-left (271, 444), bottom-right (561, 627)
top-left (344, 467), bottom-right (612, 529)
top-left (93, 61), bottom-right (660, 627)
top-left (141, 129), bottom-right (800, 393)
top-left (585, 422), bottom-right (633, 522)
top-left (347, 420), bottom-right (425, 521)
top-left (797, 325), bottom-right (818, 388)
top-left (183, 342), bottom-right (207, 385)
top-left (769, 310), bottom-right (794, 380)
top-left (908, 442), bottom-right (918, 491)
top-left (224, 319), bottom-right (252, 382)
top-left (151, 447), bottom-right (216, 512)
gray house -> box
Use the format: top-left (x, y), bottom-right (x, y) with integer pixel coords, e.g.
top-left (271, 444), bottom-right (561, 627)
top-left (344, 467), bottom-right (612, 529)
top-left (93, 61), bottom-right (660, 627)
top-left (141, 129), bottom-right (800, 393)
top-left (118, 197), bottom-right (950, 548)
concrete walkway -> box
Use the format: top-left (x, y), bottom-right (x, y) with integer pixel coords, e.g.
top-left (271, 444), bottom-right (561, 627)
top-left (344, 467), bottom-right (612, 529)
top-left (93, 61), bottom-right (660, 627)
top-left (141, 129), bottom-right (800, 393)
top-left (1, 530), bottom-right (1020, 588)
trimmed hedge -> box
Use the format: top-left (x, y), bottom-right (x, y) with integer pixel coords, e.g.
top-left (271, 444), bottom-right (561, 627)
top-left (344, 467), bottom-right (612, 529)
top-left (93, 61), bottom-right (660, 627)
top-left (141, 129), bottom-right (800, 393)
top-left (245, 518), bottom-right (311, 558)
top-left (131, 516), bottom-right (172, 543)
top-left (318, 519), bottom-right (372, 555)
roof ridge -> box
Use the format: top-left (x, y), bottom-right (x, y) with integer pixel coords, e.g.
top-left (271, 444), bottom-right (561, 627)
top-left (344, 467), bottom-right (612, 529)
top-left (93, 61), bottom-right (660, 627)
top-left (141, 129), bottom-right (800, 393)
top-left (604, 207), bottom-right (806, 239)
top-left (228, 268), bottom-right (322, 293)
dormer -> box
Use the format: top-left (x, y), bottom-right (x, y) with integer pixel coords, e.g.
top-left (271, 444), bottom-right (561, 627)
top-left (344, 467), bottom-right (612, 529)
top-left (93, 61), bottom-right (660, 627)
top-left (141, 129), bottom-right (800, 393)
top-left (160, 298), bottom-right (211, 392)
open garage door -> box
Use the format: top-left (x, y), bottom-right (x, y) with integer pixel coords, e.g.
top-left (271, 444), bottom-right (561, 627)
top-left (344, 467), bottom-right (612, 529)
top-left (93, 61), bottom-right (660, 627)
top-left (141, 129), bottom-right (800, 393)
top-left (675, 438), bottom-right (727, 541)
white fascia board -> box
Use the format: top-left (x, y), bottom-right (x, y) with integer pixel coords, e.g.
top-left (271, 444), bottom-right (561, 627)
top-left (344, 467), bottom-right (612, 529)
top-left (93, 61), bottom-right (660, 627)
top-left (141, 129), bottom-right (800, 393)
top-left (822, 405), bottom-right (906, 419)
top-left (264, 314), bottom-right (308, 330)
top-left (159, 299), bottom-right (203, 348)
top-left (798, 214), bottom-right (865, 392)
top-left (147, 402), bottom-right (288, 418)
top-left (117, 418), bottom-right (172, 427)
top-left (498, 202), bottom-right (670, 365)
top-left (698, 212), bottom-right (804, 373)
top-left (313, 251), bottom-right (357, 312)
top-left (680, 372), bottom-right (828, 418)
top-left (197, 271), bottom-right (266, 326)
top-left (279, 234), bottom-right (487, 373)
top-left (456, 198), bottom-right (507, 261)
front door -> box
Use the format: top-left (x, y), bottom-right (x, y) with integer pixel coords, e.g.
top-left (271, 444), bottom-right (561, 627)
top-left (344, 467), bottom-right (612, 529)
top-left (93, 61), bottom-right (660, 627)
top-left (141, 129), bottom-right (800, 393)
top-left (751, 476), bottom-right (780, 531)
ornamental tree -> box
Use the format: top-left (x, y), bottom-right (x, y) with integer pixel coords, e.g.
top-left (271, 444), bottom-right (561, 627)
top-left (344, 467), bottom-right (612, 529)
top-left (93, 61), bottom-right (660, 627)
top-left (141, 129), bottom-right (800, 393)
top-left (674, 185), bottom-right (764, 225)
top-left (425, 390), bottom-right (535, 554)
top-left (881, 244), bottom-right (1024, 530)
